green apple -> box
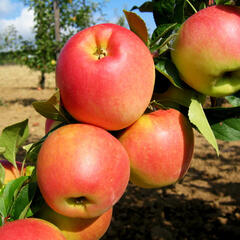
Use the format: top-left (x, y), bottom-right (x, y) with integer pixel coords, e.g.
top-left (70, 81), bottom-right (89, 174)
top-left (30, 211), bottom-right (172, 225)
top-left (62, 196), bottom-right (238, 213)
top-left (37, 204), bottom-right (112, 240)
top-left (118, 108), bottom-right (194, 188)
top-left (171, 5), bottom-right (240, 97)
top-left (0, 218), bottom-right (66, 240)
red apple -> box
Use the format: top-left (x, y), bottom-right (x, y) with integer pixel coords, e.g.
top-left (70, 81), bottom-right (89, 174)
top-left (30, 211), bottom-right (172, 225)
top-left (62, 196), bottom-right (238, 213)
top-left (45, 118), bottom-right (61, 134)
top-left (37, 123), bottom-right (130, 218)
top-left (0, 160), bottom-right (25, 184)
top-left (56, 23), bottom-right (155, 130)
top-left (118, 109), bottom-right (194, 188)
top-left (171, 5), bottom-right (240, 97)
top-left (37, 204), bottom-right (112, 240)
top-left (0, 218), bottom-right (66, 240)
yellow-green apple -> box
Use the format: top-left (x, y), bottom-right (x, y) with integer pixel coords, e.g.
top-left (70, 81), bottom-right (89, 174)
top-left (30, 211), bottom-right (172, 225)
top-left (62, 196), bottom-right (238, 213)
top-left (171, 5), bottom-right (240, 97)
top-left (37, 123), bottom-right (130, 218)
top-left (37, 204), bottom-right (112, 240)
top-left (0, 218), bottom-right (66, 240)
top-left (0, 160), bottom-right (25, 184)
top-left (118, 108), bottom-right (194, 188)
top-left (56, 23), bottom-right (155, 130)
top-left (45, 118), bottom-right (61, 134)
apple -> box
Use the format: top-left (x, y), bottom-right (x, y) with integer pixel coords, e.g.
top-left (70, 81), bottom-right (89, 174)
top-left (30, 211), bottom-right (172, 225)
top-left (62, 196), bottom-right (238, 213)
top-left (171, 5), bottom-right (240, 97)
top-left (37, 123), bottom-right (130, 218)
top-left (37, 204), bottom-right (112, 240)
top-left (0, 160), bottom-right (25, 184)
top-left (118, 108), bottom-right (194, 188)
top-left (56, 23), bottom-right (155, 130)
top-left (0, 218), bottom-right (66, 240)
top-left (45, 118), bottom-right (61, 134)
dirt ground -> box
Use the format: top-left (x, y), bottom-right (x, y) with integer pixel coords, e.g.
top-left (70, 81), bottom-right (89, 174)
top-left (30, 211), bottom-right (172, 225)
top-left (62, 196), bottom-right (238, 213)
top-left (0, 65), bottom-right (240, 240)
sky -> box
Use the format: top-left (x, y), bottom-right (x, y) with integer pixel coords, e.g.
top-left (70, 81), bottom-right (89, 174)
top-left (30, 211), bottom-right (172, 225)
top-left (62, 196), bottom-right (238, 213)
top-left (0, 0), bottom-right (156, 41)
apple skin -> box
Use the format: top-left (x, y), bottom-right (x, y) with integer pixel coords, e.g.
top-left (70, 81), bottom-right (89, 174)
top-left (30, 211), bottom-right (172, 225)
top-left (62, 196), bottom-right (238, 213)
top-left (37, 123), bottom-right (130, 218)
top-left (56, 23), bottom-right (155, 130)
top-left (45, 119), bottom-right (61, 134)
top-left (0, 160), bottom-right (25, 184)
top-left (37, 204), bottom-right (112, 240)
top-left (118, 109), bottom-right (194, 188)
top-left (0, 218), bottom-right (66, 240)
top-left (171, 5), bottom-right (240, 97)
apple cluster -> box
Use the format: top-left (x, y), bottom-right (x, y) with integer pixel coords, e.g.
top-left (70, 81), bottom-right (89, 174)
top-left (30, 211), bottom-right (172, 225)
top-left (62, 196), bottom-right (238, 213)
top-left (0, 23), bottom-right (195, 239)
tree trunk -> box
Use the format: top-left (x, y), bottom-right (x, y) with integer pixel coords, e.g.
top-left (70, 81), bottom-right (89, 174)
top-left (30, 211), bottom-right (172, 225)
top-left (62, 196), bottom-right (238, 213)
top-left (53, 0), bottom-right (61, 58)
top-left (39, 71), bottom-right (46, 89)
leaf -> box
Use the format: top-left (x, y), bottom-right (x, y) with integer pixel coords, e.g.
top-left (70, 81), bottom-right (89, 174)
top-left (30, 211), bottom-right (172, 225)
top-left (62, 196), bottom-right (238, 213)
top-left (203, 106), bottom-right (240, 141)
top-left (151, 23), bottom-right (179, 46)
top-left (0, 146), bottom-right (5, 155)
top-left (154, 57), bottom-right (187, 88)
top-left (32, 90), bottom-right (70, 122)
top-left (211, 118), bottom-right (240, 141)
top-left (189, 98), bottom-right (219, 155)
top-left (0, 176), bottom-right (28, 219)
top-left (174, 0), bottom-right (186, 23)
top-left (9, 181), bottom-right (37, 220)
top-left (154, 85), bottom-right (206, 108)
top-left (131, 1), bottom-right (153, 12)
top-left (123, 10), bottom-right (148, 45)
top-left (0, 163), bottom-right (5, 189)
top-left (152, 0), bottom-right (186, 25)
top-left (204, 106), bottom-right (240, 125)
top-left (0, 119), bottom-right (29, 167)
top-left (225, 91), bottom-right (240, 106)
top-left (215, 0), bottom-right (233, 4)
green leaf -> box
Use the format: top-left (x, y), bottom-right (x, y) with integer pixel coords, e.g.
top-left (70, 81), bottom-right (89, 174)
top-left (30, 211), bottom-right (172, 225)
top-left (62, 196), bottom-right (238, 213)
top-left (154, 84), bottom-right (206, 108)
top-left (215, 0), bottom-right (233, 4)
top-left (9, 181), bottom-right (37, 220)
top-left (151, 23), bottom-right (180, 50)
top-left (0, 119), bottom-right (29, 167)
top-left (131, 1), bottom-right (153, 12)
top-left (174, 0), bottom-right (186, 23)
top-left (152, 0), bottom-right (186, 25)
top-left (204, 106), bottom-right (240, 125)
top-left (0, 163), bottom-right (5, 189)
top-left (211, 118), bottom-right (240, 141)
top-left (123, 10), bottom-right (148, 45)
top-left (155, 57), bottom-right (187, 88)
top-left (188, 98), bottom-right (219, 155)
top-left (0, 147), bottom-right (5, 155)
top-left (0, 176), bottom-right (28, 219)
top-left (225, 91), bottom-right (240, 106)
top-left (203, 106), bottom-right (240, 141)
top-left (32, 90), bottom-right (70, 122)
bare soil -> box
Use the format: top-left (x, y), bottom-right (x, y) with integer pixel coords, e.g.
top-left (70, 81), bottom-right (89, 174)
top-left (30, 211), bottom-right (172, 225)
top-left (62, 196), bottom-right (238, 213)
top-left (0, 65), bottom-right (240, 240)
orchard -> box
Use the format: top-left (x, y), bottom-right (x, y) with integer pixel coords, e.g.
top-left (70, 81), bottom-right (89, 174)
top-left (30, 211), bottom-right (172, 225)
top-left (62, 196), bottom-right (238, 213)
top-left (0, 1), bottom-right (240, 240)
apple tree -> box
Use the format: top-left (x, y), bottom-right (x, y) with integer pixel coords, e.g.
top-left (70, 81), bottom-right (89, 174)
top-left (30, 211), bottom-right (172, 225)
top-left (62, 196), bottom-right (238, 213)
top-left (20, 0), bottom-right (106, 89)
top-left (0, 0), bottom-right (240, 238)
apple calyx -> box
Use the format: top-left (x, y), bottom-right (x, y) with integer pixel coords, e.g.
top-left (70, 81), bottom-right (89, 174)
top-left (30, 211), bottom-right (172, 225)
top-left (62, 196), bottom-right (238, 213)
top-left (213, 68), bottom-right (240, 96)
top-left (66, 196), bottom-right (90, 206)
top-left (94, 47), bottom-right (108, 60)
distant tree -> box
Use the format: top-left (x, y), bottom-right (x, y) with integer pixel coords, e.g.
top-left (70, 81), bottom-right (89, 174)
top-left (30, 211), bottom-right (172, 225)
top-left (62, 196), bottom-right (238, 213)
top-left (0, 25), bottom-right (22, 52)
top-left (21, 0), bottom-right (107, 89)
